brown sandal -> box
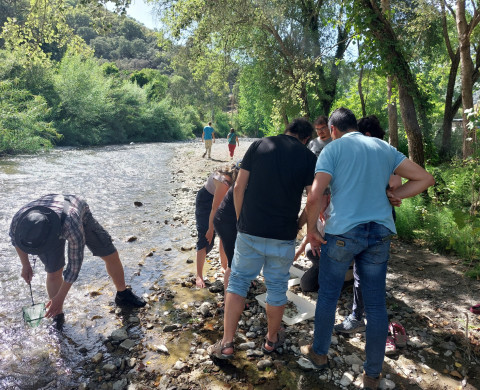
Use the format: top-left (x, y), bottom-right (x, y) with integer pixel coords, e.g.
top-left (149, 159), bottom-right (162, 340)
top-left (262, 328), bottom-right (286, 354)
top-left (207, 340), bottom-right (234, 360)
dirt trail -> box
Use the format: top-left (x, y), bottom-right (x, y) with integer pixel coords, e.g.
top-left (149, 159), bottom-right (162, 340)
top-left (138, 140), bottom-right (480, 389)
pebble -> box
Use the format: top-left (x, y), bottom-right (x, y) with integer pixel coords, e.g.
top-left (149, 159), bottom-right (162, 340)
top-left (380, 378), bottom-right (396, 389)
top-left (163, 324), bottom-right (179, 332)
top-left (92, 352), bottom-right (103, 364)
top-left (238, 342), bottom-right (256, 350)
top-left (102, 363), bottom-right (117, 373)
top-left (112, 378), bottom-right (128, 390)
top-left (174, 360), bottom-right (186, 370)
top-left (257, 359), bottom-right (273, 370)
top-left (297, 357), bottom-right (316, 371)
top-left (344, 354), bottom-right (363, 365)
top-left (339, 372), bottom-right (354, 386)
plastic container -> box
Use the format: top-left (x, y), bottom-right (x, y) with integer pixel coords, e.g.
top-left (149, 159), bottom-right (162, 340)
top-left (256, 290), bottom-right (316, 325)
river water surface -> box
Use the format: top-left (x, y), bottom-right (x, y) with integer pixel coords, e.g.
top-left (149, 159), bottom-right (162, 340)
top-left (0, 143), bottom-right (193, 389)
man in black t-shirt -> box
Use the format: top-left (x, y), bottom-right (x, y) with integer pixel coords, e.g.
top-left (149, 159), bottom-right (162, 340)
top-left (208, 118), bottom-right (317, 360)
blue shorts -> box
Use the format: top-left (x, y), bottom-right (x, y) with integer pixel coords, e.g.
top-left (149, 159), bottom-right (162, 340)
top-left (227, 232), bottom-right (294, 306)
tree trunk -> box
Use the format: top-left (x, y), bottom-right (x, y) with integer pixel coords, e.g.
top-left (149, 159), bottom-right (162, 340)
top-left (358, 66), bottom-right (366, 117)
top-left (398, 85), bottom-right (425, 166)
top-left (357, 0), bottom-right (425, 165)
top-left (441, 50), bottom-right (461, 158)
top-left (456, 0), bottom-right (476, 159)
top-left (387, 76), bottom-right (398, 148)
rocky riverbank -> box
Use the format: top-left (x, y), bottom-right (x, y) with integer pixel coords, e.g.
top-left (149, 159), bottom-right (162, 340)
top-left (78, 140), bottom-right (480, 390)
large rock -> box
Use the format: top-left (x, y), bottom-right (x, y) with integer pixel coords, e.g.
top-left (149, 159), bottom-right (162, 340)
top-left (119, 339), bottom-right (136, 350)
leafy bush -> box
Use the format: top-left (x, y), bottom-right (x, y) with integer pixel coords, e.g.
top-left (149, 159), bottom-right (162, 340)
top-left (0, 81), bottom-right (61, 154)
top-left (214, 111), bottom-right (233, 138)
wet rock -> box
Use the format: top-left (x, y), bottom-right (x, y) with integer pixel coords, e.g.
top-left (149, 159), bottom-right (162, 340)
top-left (173, 360), bottom-right (185, 370)
top-left (155, 344), bottom-right (170, 354)
top-left (92, 352), bottom-right (103, 364)
top-left (128, 358), bottom-right (137, 368)
top-left (199, 302), bottom-right (213, 317)
top-left (119, 339), bottom-right (136, 350)
top-left (103, 363), bottom-right (117, 373)
top-left (126, 236), bottom-right (137, 242)
top-left (257, 359), bottom-right (273, 370)
top-left (111, 329), bottom-right (128, 341)
top-left (133, 201), bottom-right (143, 207)
top-left (128, 316), bottom-right (140, 325)
top-left (208, 280), bottom-right (224, 293)
top-left (163, 324), bottom-right (179, 332)
top-left (112, 378), bottom-right (128, 390)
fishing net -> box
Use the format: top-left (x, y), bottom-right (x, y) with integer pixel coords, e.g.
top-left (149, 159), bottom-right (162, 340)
top-left (23, 302), bottom-right (45, 328)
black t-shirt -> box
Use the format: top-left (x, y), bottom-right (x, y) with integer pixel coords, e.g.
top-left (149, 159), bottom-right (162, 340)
top-left (237, 134), bottom-right (317, 240)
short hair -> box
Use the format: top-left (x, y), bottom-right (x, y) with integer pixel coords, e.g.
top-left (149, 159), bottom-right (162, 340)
top-left (208, 122), bottom-right (212, 126)
top-left (357, 115), bottom-right (385, 140)
top-left (230, 128), bottom-right (235, 133)
top-left (328, 107), bottom-right (358, 133)
top-left (285, 118), bottom-right (313, 141)
top-left (313, 115), bottom-right (328, 126)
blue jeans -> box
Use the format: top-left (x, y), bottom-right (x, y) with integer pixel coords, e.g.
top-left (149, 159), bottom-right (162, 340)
top-left (312, 222), bottom-right (392, 378)
top-left (227, 232), bottom-right (294, 306)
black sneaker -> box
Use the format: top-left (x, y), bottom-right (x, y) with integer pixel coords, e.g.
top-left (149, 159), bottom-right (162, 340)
top-left (53, 313), bottom-right (65, 330)
top-left (115, 288), bottom-right (146, 308)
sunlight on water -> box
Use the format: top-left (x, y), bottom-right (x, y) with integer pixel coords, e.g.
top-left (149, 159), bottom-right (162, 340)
top-left (0, 143), bottom-right (191, 389)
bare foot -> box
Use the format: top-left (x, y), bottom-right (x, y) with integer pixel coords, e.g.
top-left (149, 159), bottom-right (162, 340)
top-left (196, 276), bottom-right (206, 288)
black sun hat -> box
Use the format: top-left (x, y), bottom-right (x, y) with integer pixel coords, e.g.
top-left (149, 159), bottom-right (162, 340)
top-left (14, 206), bottom-right (62, 255)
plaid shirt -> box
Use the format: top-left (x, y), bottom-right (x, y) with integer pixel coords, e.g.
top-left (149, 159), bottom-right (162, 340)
top-left (10, 194), bottom-right (89, 284)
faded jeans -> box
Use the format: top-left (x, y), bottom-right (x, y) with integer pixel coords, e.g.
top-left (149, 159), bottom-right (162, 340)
top-left (312, 222), bottom-right (392, 378)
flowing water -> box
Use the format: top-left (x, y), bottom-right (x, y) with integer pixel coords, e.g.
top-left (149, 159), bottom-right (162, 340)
top-left (0, 143), bottom-right (194, 389)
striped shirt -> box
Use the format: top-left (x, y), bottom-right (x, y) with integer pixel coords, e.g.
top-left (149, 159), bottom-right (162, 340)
top-left (10, 194), bottom-right (89, 284)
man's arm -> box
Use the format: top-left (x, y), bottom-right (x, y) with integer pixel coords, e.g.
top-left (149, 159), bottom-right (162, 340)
top-left (201, 130), bottom-right (205, 142)
top-left (233, 168), bottom-right (249, 219)
top-left (306, 172), bottom-right (331, 256)
top-left (388, 159), bottom-right (435, 204)
top-left (212, 130), bottom-right (215, 143)
top-left (15, 246), bottom-right (33, 284)
top-left (46, 281), bottom-right (72, 318)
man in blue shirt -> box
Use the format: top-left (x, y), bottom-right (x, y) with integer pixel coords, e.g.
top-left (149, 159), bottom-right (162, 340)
top-left (301, 108), bottom-right (434, 390)
top-left (202, 122), bottom-right (215, 158)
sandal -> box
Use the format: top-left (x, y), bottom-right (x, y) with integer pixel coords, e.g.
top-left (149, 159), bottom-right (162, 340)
top-left (470, 304), bottom-right (480, 315)
top-left (385, 336), bottom-right (397, 355)
top-left (262, 328), bottom-right (286, 354)
top-left (389, 321), bottom-right (408, 348)
top-left (207, 340), bottom-right (234, 360)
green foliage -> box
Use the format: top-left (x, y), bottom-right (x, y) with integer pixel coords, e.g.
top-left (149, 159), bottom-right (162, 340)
top-left (213, 111), bottom-right (233, 138)
top-left (0, 80), bottom-right (62, 154)
top-left (396, 163), bottom-right (480, 272)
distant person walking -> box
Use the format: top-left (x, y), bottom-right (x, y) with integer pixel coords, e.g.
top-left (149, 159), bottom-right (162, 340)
top-left (227, 128), bottom-right (239, 159)
top-left (202, 122), bottom-right (215, 159)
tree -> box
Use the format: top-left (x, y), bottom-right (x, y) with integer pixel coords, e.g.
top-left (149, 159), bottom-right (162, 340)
top-left (354, 0), bottom-right (426, 166)
top-left (155, 0), bottom-right (351, 126)
top-left (456, 0), bottom-right (480, 158)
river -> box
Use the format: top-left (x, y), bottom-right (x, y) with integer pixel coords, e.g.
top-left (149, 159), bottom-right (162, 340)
top-left (0, 143), bottom-right (194, 389)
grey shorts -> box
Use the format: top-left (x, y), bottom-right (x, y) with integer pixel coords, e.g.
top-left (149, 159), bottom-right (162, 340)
top-left (39, 209), bottom-right (116, 273)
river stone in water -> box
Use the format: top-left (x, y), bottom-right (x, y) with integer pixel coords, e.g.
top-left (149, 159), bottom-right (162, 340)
top-left (111, 329), bottom-right (128, 341)
top-left (92, 352), bottom-right (103, 364)
top-left (199, 302), bottom-right (212, 317)
top-left (120, 339), bottom-right (136, 350)
top-left (112, 378), bottom-right (128, 390)
top-left (103, 363), bottom-right (117, 373)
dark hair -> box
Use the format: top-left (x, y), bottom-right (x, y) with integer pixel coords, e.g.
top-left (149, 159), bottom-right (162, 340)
top-left (328, 107), bottom-right (358, 133)
top-left (208, 122), bottom-right (212, 126)
top-left (230, 128), bottom-right (235, 133)
top-left (313, 115), bottom-right (328, 126)
top-left (357, 115), bottom-right (385, 140)
top-left (285, 118), bottom-right (313, 141)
